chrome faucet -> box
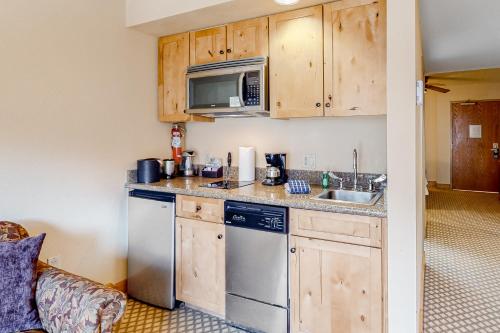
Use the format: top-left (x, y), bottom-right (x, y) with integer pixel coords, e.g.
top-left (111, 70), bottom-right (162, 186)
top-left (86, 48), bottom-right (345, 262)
top-left (353, 149), bottom-right (359, 191)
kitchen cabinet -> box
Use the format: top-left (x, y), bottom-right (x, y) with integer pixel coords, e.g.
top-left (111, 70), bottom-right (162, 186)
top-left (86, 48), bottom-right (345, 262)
top-left (175, 217), bottom-right (225, 316)
top-left (190, 26), bottom-right (227, 65)
top-left (158, 33), bottom-right (212, 123)
top-left (290, 235), bottom-right (382, 333)
top-left (323, 0), bottom-right (387, 116)
top-left (269, 6), bottom-right (324, 119)
top-left (176, 195), bottom-right (224, 224)
top-left (290, 208), bottom-right (382, 247)
top-left (226, 17), bottom-right (269, 60)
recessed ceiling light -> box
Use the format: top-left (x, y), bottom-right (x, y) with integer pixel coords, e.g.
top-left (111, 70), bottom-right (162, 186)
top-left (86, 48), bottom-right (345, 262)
top-left (274, 0), bottom-right (300, 5)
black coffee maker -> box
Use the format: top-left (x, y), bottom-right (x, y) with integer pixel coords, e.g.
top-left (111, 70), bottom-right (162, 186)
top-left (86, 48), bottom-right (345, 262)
top-left (262, 153), bottom-right (287, 186)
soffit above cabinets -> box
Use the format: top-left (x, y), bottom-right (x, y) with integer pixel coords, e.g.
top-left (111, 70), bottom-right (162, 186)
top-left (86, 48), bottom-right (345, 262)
top-left (127, 0), bottom-right (335, 36)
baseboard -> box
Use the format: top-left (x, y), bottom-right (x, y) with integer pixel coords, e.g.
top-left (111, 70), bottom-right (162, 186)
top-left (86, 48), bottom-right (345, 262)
top-left (419, 252), bottom-right (426, 333)
top-left (106, 279), bottom-right (127, 293)
top-left (428, 181), bottom-right (451, 190)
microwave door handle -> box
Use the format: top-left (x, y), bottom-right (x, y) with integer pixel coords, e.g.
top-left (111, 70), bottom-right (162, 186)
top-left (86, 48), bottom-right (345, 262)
top-left (238, 72), bottom-right (245, 107)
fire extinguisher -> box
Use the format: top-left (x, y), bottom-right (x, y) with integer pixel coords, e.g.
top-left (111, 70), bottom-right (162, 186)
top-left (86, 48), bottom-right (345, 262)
top-left (171, 124), bottom-right (183, 165)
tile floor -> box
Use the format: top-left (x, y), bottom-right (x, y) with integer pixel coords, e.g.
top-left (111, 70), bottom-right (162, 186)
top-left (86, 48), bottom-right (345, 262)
top-left (424, 189), bottom-right (500, 333)
top-left (113, 298), bottom-right (246, 333)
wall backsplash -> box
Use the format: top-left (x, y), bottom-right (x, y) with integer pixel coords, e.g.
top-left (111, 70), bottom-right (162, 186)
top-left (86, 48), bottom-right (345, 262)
top-left (185, 116), bottom-right (387, 174)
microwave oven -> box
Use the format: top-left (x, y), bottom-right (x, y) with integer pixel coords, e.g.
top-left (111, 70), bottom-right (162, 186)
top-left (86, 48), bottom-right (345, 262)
top-left (186, 57), bottom-right (269, 118)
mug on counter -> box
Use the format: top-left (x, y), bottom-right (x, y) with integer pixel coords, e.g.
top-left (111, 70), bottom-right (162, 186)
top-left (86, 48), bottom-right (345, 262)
top-left (164, 159), bottom-right (175, 179)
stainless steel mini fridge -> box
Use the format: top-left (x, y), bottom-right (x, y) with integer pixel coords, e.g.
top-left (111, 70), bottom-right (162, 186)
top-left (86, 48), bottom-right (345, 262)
top-left (128, 190), bottom-right (176, 309)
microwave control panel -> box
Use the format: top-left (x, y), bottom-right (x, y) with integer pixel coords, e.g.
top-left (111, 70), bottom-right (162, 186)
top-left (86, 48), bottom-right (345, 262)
top-left (244, 71), bottom-right (261, 106)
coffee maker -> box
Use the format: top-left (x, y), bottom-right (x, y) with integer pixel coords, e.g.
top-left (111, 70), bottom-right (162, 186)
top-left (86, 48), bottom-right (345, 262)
top-left (262, 153), bottom-right (287, 186)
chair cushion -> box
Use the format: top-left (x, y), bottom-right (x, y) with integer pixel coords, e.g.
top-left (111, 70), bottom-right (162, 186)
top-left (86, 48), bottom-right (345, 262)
top-left (0, 221), bottom-right (30, 241)
top-left (0, 233), bottom-right (46, 333)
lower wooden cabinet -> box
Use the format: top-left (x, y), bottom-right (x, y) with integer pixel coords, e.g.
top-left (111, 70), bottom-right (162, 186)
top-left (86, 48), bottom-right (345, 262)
top-left (290, 235), bottom-right (382, 333)
top-left (176, 217), bottom-right (225, 316)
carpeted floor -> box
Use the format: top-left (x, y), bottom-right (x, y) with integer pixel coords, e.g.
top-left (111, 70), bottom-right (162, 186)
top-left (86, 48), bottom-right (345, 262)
top-left (113, 299), bottom-right (246, 333)
top-left (424, 189), bottom-right (500, 333)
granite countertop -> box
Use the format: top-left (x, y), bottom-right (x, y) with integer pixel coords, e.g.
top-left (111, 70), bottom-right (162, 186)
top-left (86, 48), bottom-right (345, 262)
top-left (126, 177), bottom-right (387, 218)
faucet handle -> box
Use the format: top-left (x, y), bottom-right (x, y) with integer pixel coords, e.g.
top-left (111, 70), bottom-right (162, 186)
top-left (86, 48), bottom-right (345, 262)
top-left (328, 172), bottom-right (344, 189)
top-left (369, 174), bottom-right (387, 191)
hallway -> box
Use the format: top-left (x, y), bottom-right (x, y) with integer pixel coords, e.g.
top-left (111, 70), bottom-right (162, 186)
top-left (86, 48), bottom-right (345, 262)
top-left (424, 189), bottom-right (500, 333)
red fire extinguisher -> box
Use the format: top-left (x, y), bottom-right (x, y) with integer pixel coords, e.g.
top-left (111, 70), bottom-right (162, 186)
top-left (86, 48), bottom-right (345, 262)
top-left (171, 124), bottom-right (183, 165)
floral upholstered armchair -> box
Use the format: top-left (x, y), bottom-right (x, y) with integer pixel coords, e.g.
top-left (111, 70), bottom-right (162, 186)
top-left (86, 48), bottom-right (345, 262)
top-left (0, 222), bottom-right (127, 333)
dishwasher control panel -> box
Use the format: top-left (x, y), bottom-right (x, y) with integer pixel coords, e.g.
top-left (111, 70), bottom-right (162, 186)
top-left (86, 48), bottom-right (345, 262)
top-left (224, 201), bottom-right (288, 233)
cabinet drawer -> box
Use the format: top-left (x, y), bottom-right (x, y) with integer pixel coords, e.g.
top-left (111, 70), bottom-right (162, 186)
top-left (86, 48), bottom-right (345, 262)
top-left (290, 209), bottom-right (382, 247)
top-left (176, 195), bottom-right (224, 223)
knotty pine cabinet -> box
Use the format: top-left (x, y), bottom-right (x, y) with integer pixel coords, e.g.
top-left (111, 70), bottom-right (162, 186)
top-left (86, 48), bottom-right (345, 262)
top-left (175, 217), bottom-right (225, 316)
top-left (290, 236), bottom-right (382, 333)
top-left (190, 17), bottom-right (269, 66)
top-left (290, 208), bottom-right (384, 333)
top-left (324, 0), bottom-right (387, 116)
top-left (158, 33), bottom-right (212, 123)
top-left (269, 6), bottom-right (324, 119)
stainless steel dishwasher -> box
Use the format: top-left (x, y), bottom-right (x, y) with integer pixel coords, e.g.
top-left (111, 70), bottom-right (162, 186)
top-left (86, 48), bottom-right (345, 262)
top-left (224, 200), bottom-right (289, 333)
top-left (128, 190), bottom-right (176, 309)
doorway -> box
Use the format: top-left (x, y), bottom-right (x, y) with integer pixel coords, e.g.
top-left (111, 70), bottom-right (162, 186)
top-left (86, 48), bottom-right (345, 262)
top-left (451, 100), bottom-right (500, 192)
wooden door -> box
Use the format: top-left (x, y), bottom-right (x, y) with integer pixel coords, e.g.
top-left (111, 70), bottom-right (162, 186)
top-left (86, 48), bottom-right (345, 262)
top-left (324, 0), bottom-right (386, 117)
top-left (158, 33), bottom-right (212, 123)
top-left (190, 26), bottom-right (227, 65)
top-left (226, 17), bottom-right (269, 60)
top-left (176, 217), bottom-right (225, 315)
top-left (452, 101), bottom-right (500, 192)
top-left (290, 236), bottom-right (382, 333)
top-left (269, 6), bottom-right (324, 119)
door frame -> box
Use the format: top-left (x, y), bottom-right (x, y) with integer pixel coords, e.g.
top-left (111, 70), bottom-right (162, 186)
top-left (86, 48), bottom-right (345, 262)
top-left (450, 99), bottom-right (500, 191)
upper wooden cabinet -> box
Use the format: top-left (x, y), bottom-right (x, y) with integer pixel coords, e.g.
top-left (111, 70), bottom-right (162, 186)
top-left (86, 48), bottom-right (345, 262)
top-left (290, 235), bottom-right (382, 333)
top-left (226, 17), bottom-right (269, 60)
top-left (190, 26), bottom-right (227, 65)
top-left (269, 6), bottom-right (324, 119)
top-left (324, 0), bottom-right (387, 116)
top-left (158, 33), bottom-right (212, 123)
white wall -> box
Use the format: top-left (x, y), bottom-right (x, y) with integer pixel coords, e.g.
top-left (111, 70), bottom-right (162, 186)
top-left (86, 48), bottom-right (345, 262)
top-left (425, 75), bottom-right (500, 184)
top-left (386, 0), bottom-right (424, 331)
top-left (0, 0), bottom-right (169, 284)
top-left (185, 117), bottom-right (387, 173)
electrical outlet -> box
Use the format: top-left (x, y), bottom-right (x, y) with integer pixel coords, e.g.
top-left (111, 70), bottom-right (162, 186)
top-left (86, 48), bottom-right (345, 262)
top-left (304, 154), bottom-right (316, 170)
top-left (47, 255), bottom-right (61, 268)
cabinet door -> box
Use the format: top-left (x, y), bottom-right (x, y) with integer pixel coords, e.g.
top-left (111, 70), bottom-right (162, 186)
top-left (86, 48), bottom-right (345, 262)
top-left (158, 33), bottom-right (212, 123)
top-left (324, 0), bottom-right (386, 116)
top-left (190, 26), bottom-right (227, 65)
top-left (176, 217), bottom-right (225, 316)
top-left (290, 236), bottom-right (382, 333)
top-left (226, 17), bottom-right (269, 60)
top-left (269, 6), bottom-right (324, 119)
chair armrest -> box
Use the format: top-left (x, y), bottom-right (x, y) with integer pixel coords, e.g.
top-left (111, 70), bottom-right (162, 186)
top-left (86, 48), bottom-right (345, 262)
top-left (35, 263), bottom-right (127, 333)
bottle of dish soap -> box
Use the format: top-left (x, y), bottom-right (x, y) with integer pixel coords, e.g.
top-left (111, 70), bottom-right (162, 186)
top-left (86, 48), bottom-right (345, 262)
top-left (321, 172), bottom-right (330, 189)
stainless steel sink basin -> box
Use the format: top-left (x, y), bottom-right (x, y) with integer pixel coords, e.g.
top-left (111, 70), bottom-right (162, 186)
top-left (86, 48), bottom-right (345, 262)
top-left (312, 189), bottom-right (383, 206)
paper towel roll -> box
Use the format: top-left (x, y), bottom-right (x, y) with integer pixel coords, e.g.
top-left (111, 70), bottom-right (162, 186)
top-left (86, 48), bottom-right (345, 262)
top-left (239, 146), bottom-right (255, 182)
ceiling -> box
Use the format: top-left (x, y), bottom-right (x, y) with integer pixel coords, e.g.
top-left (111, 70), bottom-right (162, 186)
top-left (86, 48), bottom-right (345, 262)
top-left (420, 0), bottom-right (500, 74)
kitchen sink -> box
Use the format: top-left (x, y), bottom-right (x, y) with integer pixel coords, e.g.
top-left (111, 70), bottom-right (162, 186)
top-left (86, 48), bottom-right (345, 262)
top-left (312, 189), bottom-right (383, 206)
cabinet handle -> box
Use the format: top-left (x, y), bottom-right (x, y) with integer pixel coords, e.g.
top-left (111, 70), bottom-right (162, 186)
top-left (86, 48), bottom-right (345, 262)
top-left (290, 248), bottom-right (296, 254)
top-left (226, 48), bottom-right (232, 54)
top-left (217, 234), bottom-right (223, 240)
top-left (350, 106), bottom-right (360, 111)
top-left (208, 50), bottom-right (213, 57)
top-left (315, 102), bottom-right (321, 107)
top-left (328, 94), bottom-right (332, 101)
top-left (325, 103), bottom-right (331, 108)
top-left (219, 50), bottom-right (225, 55)
top-left (196, 205), bottom-right (202, 211)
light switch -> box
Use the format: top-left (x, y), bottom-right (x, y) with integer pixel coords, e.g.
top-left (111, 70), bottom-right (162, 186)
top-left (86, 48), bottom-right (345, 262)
top-left (304, 154), bottom-right (316, 170)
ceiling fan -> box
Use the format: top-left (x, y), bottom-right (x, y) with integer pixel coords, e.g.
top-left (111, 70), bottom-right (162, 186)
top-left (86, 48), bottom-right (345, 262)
top-left (425, 76), bottom-right (450, 93)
